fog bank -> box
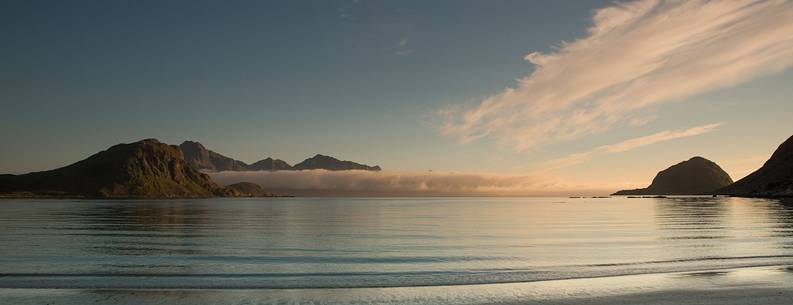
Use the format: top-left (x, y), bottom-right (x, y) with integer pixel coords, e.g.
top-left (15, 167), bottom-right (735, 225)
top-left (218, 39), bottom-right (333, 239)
top-left (209, 170), bottom-right (611, 196)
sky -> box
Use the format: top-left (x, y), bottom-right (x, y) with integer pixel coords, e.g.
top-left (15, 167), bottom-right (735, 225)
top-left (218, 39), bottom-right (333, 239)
top-left (1, 0), bottom-right (792, 195)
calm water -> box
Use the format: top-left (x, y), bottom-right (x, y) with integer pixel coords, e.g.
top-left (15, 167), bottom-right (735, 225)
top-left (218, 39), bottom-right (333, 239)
top-left (2, 196), bottom-right (793, 302)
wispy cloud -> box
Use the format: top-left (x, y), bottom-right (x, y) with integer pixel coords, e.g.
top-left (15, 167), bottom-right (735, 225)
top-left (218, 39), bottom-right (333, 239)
top-left (209, 170), bottom-right (613, 196)
top-left (542, 123), bottom-right (723, 170)
top-left (441, 0), bottom-right (793, 151)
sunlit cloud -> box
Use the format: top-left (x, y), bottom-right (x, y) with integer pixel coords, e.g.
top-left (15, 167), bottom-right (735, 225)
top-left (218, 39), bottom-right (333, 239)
top-left (209, 170), bottom-right (615, 196)
top-left (542, 123), bottom-right (723, 170)
top-left (441, 0), bottom-right (793, 151)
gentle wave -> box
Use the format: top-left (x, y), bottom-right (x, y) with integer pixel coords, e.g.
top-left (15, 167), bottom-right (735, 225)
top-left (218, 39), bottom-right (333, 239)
top-left (2, 257), bottom-right (793, 289)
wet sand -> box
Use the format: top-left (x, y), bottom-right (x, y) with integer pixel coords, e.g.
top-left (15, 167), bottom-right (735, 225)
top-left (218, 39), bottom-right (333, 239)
top-left (2, 265), bottom-right (792, 305)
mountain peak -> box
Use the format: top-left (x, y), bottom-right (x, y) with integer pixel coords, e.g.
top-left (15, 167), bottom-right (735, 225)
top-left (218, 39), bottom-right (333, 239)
top-left (293, 154), bottom-right (381, 171)
top-left (179, 140), bottom-right (249, 172)
top-left (179, 140), bottom-right (206, 150)
top-left (613, 156), bottom-right (733, 195)
top-left (250, 157), bottom-right (293, 171)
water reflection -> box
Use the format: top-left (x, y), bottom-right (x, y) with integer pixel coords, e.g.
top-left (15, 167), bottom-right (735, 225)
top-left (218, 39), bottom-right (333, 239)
top-left (763, 198), bottom-right (793, 249)
top-left (74, 201), bottom-right (216, 256)
top-left (654, 197), bottom-right (729, 242)
top-left (3, 197), bottom-right (793, 289)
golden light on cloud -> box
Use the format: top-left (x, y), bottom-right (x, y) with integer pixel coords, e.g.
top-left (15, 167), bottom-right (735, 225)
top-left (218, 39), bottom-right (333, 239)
top-left (442, 0), bottom-right (793, 151)
top-left (541, 123), bottom-right (723, 171)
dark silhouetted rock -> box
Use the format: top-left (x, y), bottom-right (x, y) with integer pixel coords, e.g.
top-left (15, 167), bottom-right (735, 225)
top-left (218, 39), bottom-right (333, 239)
top-left (613, 156), bottom-right (733, 195)
top-left (250, 158), bottom-right (293, 171)
top-left (179, 141), bottom-right (250, 171)
top-left (224, 182), bottom-right (271, 197)
top-left (293, 154), bottom-right (381, 171)
top-left (718, 135), bottom-right (793, 197)
top-left (0, 139), bottom-right (228, 198)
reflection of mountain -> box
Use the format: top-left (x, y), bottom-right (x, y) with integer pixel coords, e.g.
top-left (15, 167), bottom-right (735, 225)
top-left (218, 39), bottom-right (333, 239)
top-left (652, 197), bottom-right (731, 263)
top-left (654, 197), bottom-right (728, 237)
top-left (614, 157), bottom-right (732, 195)
top-left (78, 202), bottom-right (215, 257)
top-left (767, 199), bottom-right (793, 249)
top-left (718, 135), bottom-right (793, 197)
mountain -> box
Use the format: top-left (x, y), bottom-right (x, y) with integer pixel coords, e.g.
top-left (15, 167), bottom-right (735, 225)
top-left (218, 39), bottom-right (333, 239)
top-left (613, 156), bottom-right (733, 195)
top-left (249, 158), bottom-right (293, 171)
top-left (293, 154), bottom-right (381, 171)
top-left (0, 139), bottom-right (228, 198)
top-left (180, 141), bottom-right (292, 172)
top-left (718, 135), bottom-right (793, 197)
top-left (179, 141), bottom-right (380, 172)
top-left (179, 141), bottom-right (250, 171)
top-left (224, 182), bottom-right (271, 197)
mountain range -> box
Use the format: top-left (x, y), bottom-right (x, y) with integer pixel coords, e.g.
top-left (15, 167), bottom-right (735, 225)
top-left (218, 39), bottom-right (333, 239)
top-left (179, 141), bottom-right (381, 172)
top-left (0, 139), bottom-right (383, 198)
top-left (2, 134), bottom-right (792, 198)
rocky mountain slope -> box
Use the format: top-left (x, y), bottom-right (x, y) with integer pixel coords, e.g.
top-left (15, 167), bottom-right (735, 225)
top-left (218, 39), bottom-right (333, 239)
top-left (179, 141), bottom-right (251, 171)
top-left (0, 139), bottom-right (229, 198)
top-left (223, 182), bottom-right (271, 197)
top-left (718, 135), bottom-right (793, 197)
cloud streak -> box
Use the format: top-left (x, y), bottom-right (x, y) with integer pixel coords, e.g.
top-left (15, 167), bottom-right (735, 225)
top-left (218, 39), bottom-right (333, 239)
top-left (441, 0), bottom-right (793, 151)
top-left (542, 123), bottom-right (723, 170)
top-left (209, 170), bottom-right (613, 196)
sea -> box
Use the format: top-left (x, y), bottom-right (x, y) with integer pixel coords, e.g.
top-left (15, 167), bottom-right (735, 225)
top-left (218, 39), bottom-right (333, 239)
top-left (2, 196), bottom-right (793, 304)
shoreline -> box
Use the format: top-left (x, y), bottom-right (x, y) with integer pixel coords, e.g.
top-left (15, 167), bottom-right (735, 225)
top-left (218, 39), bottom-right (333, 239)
top-left (2, 265), bottom-right (793, 304)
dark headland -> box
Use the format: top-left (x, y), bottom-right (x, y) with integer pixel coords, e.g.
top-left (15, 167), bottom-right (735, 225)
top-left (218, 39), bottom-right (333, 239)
top-left (613, 156), bottom-right (733, 196)
top-left (0, 139), bottom-right (271, 198)
top-left (717, 134), bottom-right (793, 197)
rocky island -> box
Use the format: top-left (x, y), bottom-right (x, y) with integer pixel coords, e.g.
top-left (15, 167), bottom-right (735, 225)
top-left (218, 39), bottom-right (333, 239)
top-left (613, 156), bottom-right (733, 196)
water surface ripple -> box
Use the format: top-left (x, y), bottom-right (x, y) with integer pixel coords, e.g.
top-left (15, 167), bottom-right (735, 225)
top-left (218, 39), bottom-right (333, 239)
top-left (1, 196), bottom-right (793, 289)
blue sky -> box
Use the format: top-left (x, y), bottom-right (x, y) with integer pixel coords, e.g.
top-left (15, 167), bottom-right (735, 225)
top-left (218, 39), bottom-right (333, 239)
top-left (2, 0), bottom-right (792, 193)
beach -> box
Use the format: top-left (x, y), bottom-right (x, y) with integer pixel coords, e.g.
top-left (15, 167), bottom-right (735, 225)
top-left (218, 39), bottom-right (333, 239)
top-left (2, 265), bottom-right (793, 304)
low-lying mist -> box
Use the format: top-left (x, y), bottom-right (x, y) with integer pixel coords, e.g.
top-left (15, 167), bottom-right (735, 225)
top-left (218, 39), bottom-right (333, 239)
top-left (209, 170), bottom-right (609, 196)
